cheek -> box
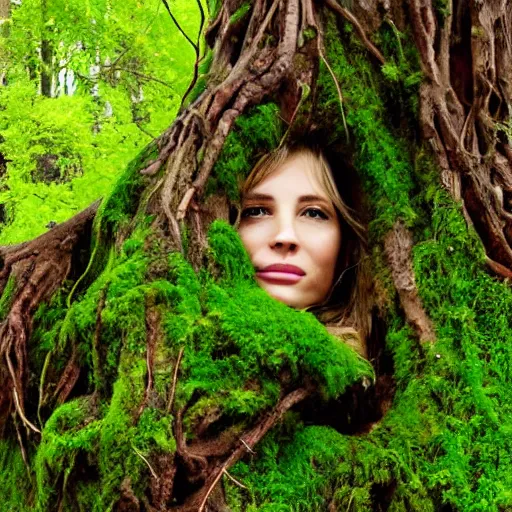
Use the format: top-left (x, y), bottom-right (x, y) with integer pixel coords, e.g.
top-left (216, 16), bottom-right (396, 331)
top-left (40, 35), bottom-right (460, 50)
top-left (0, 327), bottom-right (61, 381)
top-left (238, 225), bottom-right (263, 261)
top-left (326, 231), bottom-right (342, 267)
top-left (305, 226), bottom-right (341, 269)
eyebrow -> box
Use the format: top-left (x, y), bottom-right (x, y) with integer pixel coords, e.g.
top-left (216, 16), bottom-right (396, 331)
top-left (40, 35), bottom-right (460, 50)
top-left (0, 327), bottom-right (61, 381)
top-left (243, 193), bottom-right (273, 201)
top-left (243, 193), bottom-right (331, 205)
top-left (298, 194), bottom-right (331, 205)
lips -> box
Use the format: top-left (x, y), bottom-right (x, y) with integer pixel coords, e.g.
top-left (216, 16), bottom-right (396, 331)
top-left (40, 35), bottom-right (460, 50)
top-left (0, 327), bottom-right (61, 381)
top-left (256, 263), bottom-right (305, 284)
top-left (259, 264), bottom-right (305, 275)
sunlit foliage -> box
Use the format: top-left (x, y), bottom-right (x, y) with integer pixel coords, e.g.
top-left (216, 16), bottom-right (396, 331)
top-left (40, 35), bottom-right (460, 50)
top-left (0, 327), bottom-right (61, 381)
top-left (0, 0), bottom-right (200, 243)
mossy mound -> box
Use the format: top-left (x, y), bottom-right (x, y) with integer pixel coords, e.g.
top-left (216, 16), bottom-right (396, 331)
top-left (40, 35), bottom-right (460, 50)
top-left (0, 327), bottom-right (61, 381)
top-left (0, 211), bottom-right (370, 509)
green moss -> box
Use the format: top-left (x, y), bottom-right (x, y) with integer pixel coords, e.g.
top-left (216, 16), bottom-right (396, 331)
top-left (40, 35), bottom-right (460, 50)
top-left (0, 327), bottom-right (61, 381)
top-left (209, 103), bottom-right (284, 200)
top-left (230, 425), bottom-right (378, 511)
top-left (316, 15), bottom-right (418, 237)
top-left (374, 20), bottom-right (422, 123)
top-left (0, 275), bottom-right (16, 320)
top-left (34, 397), bottom-right (102, 511)
top-left (0, 440), bottom-right (33, 511)
top-left (302, 26), bottom-right (317, 43)
top-left (230, 2), bottom-right (251, 24)
top-left (98, 354), bottom-right (148, 505)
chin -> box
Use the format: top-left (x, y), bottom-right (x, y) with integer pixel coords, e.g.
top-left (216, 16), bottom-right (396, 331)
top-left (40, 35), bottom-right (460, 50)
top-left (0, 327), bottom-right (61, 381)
top-left (261, 284), bottom-right (305, 310)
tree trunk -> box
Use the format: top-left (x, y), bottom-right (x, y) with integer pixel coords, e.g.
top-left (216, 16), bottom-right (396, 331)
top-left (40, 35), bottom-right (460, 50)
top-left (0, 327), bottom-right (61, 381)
top-left (0, 0), bottom-right (9, 36)
top-left (1, 1), bottom-right (512, 510)
top-left (40, 0), bottom-right (53, 97)
top-left (0, 0), bottom-right (10, 85)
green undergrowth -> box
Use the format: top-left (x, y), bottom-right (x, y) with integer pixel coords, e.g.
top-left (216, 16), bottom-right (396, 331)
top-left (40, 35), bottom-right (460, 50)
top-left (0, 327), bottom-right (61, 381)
top-left (2, 218), bottom-right (371, 510)
top-left (0, 0), bottom-right (198, 244)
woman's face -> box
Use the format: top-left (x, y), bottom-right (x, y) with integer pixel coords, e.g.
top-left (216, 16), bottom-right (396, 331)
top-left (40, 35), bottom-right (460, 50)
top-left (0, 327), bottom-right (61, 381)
top-left (238, 154), bottom-right (342, 309)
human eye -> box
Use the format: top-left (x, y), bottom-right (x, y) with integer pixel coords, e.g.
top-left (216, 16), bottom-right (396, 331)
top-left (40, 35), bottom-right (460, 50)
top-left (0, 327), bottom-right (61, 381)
top-left (302, 207), bottom-right (329, 220)
top-left (241, 206), bottom-right (270, 218)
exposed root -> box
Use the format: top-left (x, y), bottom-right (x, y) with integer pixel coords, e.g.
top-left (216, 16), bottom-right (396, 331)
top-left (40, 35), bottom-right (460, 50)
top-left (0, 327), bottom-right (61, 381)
top-left (240, 437), bottom-right (256, 455)
top-left (223, 469), bottom-right (247, 489)
top-left (190, 386), bottom-right (313, 512)
top-left (486, 256), bottom-right (512, 279)
top-left (52, 345), bottom-right (80, 405)
top-left (317, 28), bottom-right (349, 142)
top-left (324, 0), bottom-right (385, 65)
top-left (0, 202), bottom-right (97, 430)
top-left (177, 188), bottom-right (196, 221)
top-left (140, 159), bottom-right (163, 176)
top-left (409, 0), bottom-right (512, 271)
top-left (166, 346), bottom-right (184, 414)
top-left (384, 222), bottom-right (435, 343)
top-left (13, 412), bottom-right (31, 478)
top-left (132, 445), bottom-right (159, 480)
top-left (166, 0), bottom-right (301, 231)
top-left (12, 382), bottom-right (41, 434)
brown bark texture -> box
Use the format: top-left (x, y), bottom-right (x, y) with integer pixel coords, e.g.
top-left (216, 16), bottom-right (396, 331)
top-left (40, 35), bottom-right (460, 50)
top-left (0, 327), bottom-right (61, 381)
top-left (0, 0), bottom-right (511, 509)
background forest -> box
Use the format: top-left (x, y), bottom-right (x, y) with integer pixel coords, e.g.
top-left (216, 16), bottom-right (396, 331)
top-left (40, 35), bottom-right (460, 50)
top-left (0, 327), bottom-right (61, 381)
top-left (0, 0), bottom-right (198, 242)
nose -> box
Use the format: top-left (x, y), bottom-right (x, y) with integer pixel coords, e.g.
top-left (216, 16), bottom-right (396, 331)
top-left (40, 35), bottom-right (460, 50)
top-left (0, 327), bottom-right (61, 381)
top-left (270, 214), bottom-right (299, 252)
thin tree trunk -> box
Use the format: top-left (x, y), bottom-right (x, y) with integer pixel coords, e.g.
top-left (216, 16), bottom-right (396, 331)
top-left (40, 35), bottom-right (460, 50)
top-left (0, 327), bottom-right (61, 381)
top-left (0, 0), bottom-right (9, 36)
top-left (0, 0), bottom-right (10, 85)
top-left (40, 0), bottom-right (53, 97)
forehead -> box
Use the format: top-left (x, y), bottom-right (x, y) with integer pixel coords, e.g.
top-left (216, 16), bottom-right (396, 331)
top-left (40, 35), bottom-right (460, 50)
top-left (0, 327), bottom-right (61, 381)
top-left (249, 154), bottom-right (328, 198)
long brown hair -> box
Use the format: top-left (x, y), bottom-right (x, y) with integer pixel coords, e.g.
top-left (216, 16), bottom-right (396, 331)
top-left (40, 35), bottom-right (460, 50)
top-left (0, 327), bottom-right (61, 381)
top-left (239, 145), bottom-right (373, 356)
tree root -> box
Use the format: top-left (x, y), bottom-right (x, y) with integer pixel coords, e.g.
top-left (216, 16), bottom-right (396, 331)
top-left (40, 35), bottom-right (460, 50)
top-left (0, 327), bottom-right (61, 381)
top-left (410, 0), bottom-right (512, 272)
top-left (179, 386), bottom-right (313, 512)
top-left (324, 0), bottom-right (385, 65)
top-left (0, 202), bottom-right (98, 430)
top-left (385, 222), bottom-right (435, 343)
top-left (155, 0), bottom-right (302, 249)
top-left (166, 347), bottom-right (184, 415)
